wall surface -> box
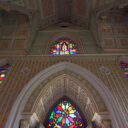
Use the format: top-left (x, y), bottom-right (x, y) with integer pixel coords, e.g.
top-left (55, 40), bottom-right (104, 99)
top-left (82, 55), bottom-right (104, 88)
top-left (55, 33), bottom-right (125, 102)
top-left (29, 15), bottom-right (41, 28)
top-left (0, 55), bottom-right (128, 127)
top-left (29, 25), bottom-right (102, 55)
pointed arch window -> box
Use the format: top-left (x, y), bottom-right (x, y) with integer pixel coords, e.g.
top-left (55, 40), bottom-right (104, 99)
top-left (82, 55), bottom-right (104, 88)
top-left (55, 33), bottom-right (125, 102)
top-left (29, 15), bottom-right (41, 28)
top-left (0, 63), bottom-right (11, 84)
top-left (50, 40), bottom-right (79, 55)
top-left (46, 98), bottom-right (84, 128)
top-left (120, 61), bottom-right (128, 78)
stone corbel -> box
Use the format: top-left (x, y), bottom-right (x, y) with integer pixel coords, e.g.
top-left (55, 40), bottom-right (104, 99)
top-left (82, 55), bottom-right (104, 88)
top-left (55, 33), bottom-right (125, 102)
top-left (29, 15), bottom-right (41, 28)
top-left (101, 119), bottom-right (112, 128)
top-left (19, 119), bottom-right (30, 128)
top-left (20, 113), bottom-right (36, 128)
top-left (86, 123), bottom-right (92, 128)
top-left (92, 112), bottom-right (112, 128)
top-left (20, 113), bottom-right (45, 128)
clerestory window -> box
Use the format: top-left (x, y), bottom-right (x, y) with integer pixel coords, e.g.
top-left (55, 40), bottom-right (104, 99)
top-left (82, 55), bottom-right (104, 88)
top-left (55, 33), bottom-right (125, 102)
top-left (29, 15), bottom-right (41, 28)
top-left (50, 40), bottom-right (79, 55)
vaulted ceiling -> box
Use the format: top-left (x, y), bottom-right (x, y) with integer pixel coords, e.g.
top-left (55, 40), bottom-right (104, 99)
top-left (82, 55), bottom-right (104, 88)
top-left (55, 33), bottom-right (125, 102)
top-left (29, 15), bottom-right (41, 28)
top-left (0, 0), bottom-right (128, 54)
top-left (0, 0), bottom-right (128, 29)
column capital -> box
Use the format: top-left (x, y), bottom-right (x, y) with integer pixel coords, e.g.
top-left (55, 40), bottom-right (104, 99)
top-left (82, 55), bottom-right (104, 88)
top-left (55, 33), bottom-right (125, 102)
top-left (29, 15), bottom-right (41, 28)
top-left (92, 112), bottom-right (111, 128)
top-left (20, 119), bottom-right (30, 128)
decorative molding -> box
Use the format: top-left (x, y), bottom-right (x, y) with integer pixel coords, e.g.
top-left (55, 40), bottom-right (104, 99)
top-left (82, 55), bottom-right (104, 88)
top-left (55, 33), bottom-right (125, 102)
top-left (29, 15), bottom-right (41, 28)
top-left (21, 67), bottom-right (31, 75)
top-left (0, 58), bottom-right (10, 67)
top-left (5, 62), bottom-right (127, 128)
top-left (99, 66), bottom-right (111, 75)
top-left (92, 112), bottom-right (112, 128)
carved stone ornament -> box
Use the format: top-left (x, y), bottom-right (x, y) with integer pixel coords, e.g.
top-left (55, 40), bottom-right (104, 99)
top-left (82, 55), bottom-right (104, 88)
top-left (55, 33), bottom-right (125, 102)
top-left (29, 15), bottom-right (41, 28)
top-left (99, 66), bottom-right (111, 75)
top-left (21, 67), bottom-right (31, 75)
top-left (20, 120), bottom-right (30, 128)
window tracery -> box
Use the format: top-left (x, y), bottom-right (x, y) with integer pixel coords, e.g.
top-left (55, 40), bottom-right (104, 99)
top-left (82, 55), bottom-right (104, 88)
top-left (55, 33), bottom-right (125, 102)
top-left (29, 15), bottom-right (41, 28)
top-left (47, 98), bottom-right (84, 128)
top-left (50, 40), bottom-right (79, 55)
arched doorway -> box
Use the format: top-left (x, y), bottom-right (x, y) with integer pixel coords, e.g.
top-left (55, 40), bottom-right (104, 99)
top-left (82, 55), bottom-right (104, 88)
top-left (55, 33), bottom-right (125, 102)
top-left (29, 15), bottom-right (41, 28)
top-left (5, 62), bottom-right (127, 128)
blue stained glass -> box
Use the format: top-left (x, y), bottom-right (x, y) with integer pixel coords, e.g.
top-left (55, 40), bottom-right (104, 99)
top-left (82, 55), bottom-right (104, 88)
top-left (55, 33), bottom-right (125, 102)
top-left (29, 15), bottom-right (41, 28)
top-left (0, 64), bottom-right (10, 84)
top-left (56, 110), bottom-right (61, 114)
top-left (69, 114), bottom-right (76, 118)
top-left (120, 61), bottom-right (128, 78)
top-left (55, 108), bottom-right (57, 111)
top-left (58, 122), bottom-right (62, 126)
top-left (65, 103), bottom-right (69, 109)
top-left (66, 118), bottom-right (69, 123)
top-left (47, 98), bottom-right (84, 127)
top-left (50, 40), bottom-right (79, 55)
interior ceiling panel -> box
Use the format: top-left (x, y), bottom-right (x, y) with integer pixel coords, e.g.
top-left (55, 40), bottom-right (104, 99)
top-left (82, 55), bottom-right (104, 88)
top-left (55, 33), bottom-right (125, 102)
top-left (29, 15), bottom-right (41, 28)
top-left (55, 0), bottom-right (73, 22)
top-left (1, 0), bottom-right (127, 29)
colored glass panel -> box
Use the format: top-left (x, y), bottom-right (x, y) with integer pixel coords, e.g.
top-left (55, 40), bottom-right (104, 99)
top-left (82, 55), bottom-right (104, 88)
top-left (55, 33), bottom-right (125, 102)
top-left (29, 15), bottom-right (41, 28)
top-left (120, 61), bottom-right (128, 78)
top-left (50, 40), bottom-right (79, 55)
top-left (47, 99), bottom-right (84, 128)
top-left (0, 64), bottom-right (10, 84)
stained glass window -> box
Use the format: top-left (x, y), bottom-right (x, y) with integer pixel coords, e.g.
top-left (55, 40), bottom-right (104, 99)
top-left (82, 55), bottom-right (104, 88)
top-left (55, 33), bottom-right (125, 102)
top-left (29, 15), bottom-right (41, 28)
top-left (47, 99), bottom-right (84, 128)
top-left (0, 64), bottom-right (10, 84)
top-left (50, 40), bottom-right (79, 55)
top-left (120, 61), bottom-right (128, 78)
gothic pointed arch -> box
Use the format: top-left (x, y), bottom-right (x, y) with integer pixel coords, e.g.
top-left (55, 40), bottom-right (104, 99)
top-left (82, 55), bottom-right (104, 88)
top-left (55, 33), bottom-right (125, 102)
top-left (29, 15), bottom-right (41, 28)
top-left (50, 34), bottom-right (79, 55)
top-left (49, 33), bottom-right (79, 42)
top-left (50, 38), bottom-right (79, 55)
top-left (5, 62), bottom-right (127, 128)
top-left (22, 71), bottom-right (107, 127)
top-left (49, 33), bottom-right (80, 55)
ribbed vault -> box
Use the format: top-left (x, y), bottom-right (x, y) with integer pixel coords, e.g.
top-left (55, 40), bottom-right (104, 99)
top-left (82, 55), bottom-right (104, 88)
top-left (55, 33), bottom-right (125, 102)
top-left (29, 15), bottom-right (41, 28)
top-left (0, 0), bottom-right (128, 29)
top-left (23, 72), bottom-right (108, 125)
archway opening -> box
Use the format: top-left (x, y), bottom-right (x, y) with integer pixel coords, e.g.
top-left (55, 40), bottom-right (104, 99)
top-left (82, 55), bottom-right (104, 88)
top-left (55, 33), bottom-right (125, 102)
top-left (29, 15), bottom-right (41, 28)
top-left (5, 62), bottom-right (127, 128)
top-left (45, 96), bottom-right (87, 128)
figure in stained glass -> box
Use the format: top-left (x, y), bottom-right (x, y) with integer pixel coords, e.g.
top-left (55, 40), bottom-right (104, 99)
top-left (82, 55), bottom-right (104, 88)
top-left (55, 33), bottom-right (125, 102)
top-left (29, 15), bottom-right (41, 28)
top-left (61, 42), bottom-right (68, 51)
top-left (50, 40), bottom-right (79, 55)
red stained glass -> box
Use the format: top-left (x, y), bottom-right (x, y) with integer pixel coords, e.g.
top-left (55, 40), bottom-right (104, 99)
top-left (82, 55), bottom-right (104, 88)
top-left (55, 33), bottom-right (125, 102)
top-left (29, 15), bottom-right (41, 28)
top-left (50, 40), bottom-right (79, 55)
top-left (0, 64), bottom-right (10, 84)
top-left (47, 99), bottom-right (84, 127)
top-left (120, 61), bottom-right (128, 78)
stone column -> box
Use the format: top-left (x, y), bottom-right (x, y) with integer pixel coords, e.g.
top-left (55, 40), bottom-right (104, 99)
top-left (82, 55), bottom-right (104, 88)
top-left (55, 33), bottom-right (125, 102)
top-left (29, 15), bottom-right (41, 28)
top-left (39, 123), bottom-right (45, 128)
top-left (20, 113), bottom-right (45, 128)
top-left (86, 123), bottom-right (92, 128)
top-left (101, 119), bottom-right (112, 128)
top-left (92, 112), bottom-right (112, 128)
top-left (19, 119), bottom-right (30, 128)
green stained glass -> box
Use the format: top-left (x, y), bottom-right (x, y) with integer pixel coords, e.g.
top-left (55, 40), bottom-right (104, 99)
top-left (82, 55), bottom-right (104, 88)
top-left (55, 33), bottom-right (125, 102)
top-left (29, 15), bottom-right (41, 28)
top-left (57, 117), bottom-right (63, 122)
top-left (50, 40), bottom-right (79, 55)
top-left (47, 98), bottom-right (84, 128)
